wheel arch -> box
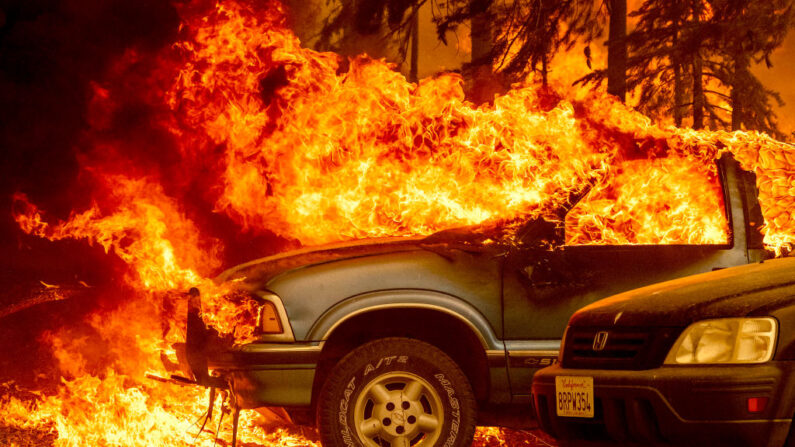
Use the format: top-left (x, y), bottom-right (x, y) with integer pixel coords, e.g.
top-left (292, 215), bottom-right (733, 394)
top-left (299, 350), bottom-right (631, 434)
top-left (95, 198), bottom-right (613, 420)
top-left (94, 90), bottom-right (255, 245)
top-left (309, 292), bottom-right (498, 413)
top-left (306, 289), bottom-right (501, 348)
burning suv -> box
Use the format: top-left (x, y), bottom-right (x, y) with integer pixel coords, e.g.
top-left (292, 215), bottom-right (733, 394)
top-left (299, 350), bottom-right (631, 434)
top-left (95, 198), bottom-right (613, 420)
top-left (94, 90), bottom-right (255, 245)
top-left (532, 256), bottom-right (795, 447)
top-left (176, 155), bottom-right (765, 447)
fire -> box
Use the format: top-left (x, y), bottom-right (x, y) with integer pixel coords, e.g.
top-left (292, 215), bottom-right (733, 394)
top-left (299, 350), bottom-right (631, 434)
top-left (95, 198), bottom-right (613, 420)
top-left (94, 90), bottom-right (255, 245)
top-left (13, 176), bottom-right (216, 292)
top-left (2, 0), bottom-right (795, 446)
top-left (164, 1), bottom-right (786, 248)
top-left (170, 3), bottom-right (635, 245)
top-left (565, 156), bottom-right (728, 245)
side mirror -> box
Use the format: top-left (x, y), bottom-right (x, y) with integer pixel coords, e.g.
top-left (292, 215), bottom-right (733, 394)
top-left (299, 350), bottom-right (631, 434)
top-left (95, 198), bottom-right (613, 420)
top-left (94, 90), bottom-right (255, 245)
top-left (516, 181), bottom-right (597, 247)
top-left (515, 217), bottom-right (564, 247)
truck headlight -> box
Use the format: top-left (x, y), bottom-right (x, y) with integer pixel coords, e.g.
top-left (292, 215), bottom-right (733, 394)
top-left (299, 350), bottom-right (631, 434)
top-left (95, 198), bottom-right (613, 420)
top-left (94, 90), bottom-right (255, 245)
top-left (665, 318), bottom-right (777, 365)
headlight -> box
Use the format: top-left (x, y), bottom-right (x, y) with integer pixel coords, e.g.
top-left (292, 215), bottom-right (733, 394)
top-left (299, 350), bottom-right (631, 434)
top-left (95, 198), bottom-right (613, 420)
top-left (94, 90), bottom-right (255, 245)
top-left (664, 317), bottom-right (777, 365)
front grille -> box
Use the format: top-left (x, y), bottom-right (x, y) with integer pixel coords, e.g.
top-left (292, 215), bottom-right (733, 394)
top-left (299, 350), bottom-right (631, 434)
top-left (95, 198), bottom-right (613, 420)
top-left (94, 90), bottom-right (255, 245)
top-left (561, 327), bottom-right (681, 370)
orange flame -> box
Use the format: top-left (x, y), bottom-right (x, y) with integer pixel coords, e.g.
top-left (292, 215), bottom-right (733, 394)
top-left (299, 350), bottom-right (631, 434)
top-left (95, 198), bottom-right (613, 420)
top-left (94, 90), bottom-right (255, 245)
top-left (3, 1), bottom-right (795, 446)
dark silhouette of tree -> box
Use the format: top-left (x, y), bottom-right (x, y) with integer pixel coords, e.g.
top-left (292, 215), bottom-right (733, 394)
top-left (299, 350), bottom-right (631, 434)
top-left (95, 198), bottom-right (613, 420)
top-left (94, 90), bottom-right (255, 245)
top-left (623, 0), bottom-right (691, 125)
top-left (434, 0), bottom-right (601, 86)
top-left (579, 0), bottom-right (794, 137)
top-left (578, 0), bottom-right (708, 126)
top-left (317, 0), bottom-right (601, 102)
top-left (708, 0), bottom-right (794, 135)
top-left (312, 0), bottom-right (792, 137)
top-left (317, 0), bottom-right (426, 78)
top-left (409, 3), bottom-right (420, 81)
top-left (690, 0), bottom-right (705, 129)
top-left (468, 0), bottom-right (492, 69)
top-left (606, 0), bottom-right (627, 101)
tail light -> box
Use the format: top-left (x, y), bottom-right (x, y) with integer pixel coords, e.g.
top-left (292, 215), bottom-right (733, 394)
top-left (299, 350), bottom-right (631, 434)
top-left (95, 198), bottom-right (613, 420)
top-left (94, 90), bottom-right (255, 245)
top-left (747, 397), bottom-right (768, 413)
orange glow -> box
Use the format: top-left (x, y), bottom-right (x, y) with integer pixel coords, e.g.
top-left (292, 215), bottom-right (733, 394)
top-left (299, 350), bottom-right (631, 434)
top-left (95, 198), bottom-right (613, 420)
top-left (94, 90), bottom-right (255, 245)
top-left (3, 1), bottom-right (795, 446)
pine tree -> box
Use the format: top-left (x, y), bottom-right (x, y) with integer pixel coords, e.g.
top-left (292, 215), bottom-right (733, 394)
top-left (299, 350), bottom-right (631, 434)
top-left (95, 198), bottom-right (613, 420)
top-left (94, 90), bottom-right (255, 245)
top-left (315, 0), bottom-right (603, 101)
top-left (607, 0), bottom-right (628, 101)
top-left (690, 0), bottom-right (705, 129)
top-left (433, 0), bottom-right (601, 86)
top-left (578, 0), bottom-right (708, 127)
top-left (466, 0), bottom-right (497, 102)
top-left (579, 0), bottom-right (794, 136)
top-left (317, 0), bottom-right (426, 74)
top-left (708, 0), bottom-right (794, 136)
top-left (627, 0), bottom-right (690, 125)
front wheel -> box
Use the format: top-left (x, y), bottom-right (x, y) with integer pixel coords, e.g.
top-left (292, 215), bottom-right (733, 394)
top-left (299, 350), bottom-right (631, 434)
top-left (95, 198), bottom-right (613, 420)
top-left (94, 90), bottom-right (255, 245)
top-left (316, 337), bottom-right (477, 447)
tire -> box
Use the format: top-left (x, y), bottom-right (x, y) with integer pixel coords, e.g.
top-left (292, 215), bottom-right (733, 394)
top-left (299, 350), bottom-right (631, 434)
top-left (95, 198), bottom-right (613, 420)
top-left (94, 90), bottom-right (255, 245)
top-left (316, 337), bottom-right (477, 447)
top-left (785, 415), bottom-right (795, 447)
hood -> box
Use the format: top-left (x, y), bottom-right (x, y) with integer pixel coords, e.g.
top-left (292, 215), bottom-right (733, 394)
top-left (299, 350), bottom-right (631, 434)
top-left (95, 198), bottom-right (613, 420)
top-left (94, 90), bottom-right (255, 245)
top-left (216, 236), bottom-right (425, 285)
top-left (215, 230), bottom-right (504, 287)
top-left (569, 256), bottom-right (795, 328)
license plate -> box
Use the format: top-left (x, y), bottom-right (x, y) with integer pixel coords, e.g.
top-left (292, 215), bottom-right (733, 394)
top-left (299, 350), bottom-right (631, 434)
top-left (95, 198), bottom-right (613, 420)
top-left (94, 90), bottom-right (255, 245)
top-left (555, 376), bottom-right (594, 418)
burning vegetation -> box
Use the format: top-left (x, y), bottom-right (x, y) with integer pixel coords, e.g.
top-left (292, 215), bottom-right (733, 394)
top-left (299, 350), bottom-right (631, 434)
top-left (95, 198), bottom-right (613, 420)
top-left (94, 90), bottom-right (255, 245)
top-left (1, 0), bottom-right (795, 446)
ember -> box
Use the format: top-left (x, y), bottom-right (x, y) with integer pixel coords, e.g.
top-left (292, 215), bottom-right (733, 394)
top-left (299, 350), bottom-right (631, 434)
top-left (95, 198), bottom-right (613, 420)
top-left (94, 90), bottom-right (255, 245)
top-left (1, 0), bottom-right (794, 446)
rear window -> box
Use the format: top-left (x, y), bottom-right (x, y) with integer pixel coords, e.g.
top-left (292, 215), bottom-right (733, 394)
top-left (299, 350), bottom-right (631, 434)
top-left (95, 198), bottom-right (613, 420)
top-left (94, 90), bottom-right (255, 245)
top-left (564, 157), bottom-right (728, 245)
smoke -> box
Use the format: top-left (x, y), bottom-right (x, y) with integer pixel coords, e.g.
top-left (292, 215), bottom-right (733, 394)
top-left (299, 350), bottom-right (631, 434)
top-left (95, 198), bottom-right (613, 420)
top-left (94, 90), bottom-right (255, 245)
top-left (0, 0), bottom-right (182, 382)
top-left (752, 33), bottom-right (795, 137)
top-left (0, 0), bottom-right (179, 214)
top-left (0, 0), bottom-right (300, 386)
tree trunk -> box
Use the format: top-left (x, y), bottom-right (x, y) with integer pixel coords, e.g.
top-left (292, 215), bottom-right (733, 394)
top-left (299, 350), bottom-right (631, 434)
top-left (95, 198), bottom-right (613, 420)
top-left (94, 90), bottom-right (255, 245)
top-left (541, 52), bottom-right (548, 87)
top-left (672, 17), bottom-right (684, 127)
top-left (691, 0), bottom-right (704, 129)
top-left (673, 59), bottom-right (684, 127)
top-left (468, 0), bottom-right (494, 103)
top-left (470, 0), bottom-right (492, 69)
top-left (409, 5), bottom-right (419, 83)
top-left (607, 0), bottom-right (628, 101)
top-left (692, 50), bottom-right (704, 129)
top-left (730, 79), bottom-right (741, 131)
top-left (731, 50), bottom-right (749, 131)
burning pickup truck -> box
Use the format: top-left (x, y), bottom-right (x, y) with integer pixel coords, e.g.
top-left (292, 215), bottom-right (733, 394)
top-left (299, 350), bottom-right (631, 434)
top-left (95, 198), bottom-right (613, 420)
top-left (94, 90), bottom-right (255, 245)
top-left (175, 155), bottom-right (765, 447)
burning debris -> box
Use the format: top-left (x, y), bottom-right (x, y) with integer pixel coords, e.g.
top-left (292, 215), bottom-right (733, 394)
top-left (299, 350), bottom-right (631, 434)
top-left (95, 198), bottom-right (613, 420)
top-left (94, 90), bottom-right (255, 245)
top-left (1, 0), bottom-right (794, 446)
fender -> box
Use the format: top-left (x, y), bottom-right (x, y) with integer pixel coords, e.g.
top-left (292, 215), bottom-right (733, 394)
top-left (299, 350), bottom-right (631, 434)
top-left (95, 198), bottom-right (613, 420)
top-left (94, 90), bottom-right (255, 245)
top-left (306, 289), bottom-right (504, 351)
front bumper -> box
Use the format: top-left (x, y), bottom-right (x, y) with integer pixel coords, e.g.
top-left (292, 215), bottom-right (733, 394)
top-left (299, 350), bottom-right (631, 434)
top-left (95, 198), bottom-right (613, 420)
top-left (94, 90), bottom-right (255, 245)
top-left (532, 363), bottom-right (795, 447)
top-left (211, 343), bottom-right (320, 409)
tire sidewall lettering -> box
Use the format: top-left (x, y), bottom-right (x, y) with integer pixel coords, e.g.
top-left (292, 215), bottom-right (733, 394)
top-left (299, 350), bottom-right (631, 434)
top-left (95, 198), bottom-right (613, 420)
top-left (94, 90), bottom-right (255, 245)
top-left (363, 355), bottom-right (409, 376)
top-left (435, 373), bottom-right (460, 447)
top-left (339, 376), bottom-right (357, 447)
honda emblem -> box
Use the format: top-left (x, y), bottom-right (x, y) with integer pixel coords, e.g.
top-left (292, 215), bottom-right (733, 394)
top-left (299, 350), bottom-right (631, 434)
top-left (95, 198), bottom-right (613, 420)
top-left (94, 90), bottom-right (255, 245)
top-left (592, 331), bottom-right (609, 351)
